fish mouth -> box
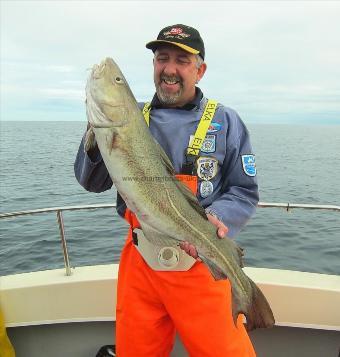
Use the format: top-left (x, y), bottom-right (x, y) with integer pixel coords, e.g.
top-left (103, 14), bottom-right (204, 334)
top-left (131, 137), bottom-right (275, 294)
top-left (92, 63), bottom-right (105, 79)
top-left (92, 58), bottom-right (118, 79)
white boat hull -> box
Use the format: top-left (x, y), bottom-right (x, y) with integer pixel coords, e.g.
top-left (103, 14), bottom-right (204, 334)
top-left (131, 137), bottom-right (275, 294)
top-left (1, 264), bottom-right (340, 356)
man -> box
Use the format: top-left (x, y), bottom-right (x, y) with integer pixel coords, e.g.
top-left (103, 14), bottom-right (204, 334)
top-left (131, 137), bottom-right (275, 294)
top-left (75, 24), bottom-right (258, 356)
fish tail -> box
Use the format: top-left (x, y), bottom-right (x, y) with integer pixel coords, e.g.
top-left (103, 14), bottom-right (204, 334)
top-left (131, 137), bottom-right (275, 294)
top-left (243, 278), bottom-right (275, 331)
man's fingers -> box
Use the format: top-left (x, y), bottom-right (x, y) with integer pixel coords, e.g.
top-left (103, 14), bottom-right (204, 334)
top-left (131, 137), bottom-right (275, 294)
top-left (179, 241), bottom-right (199, 259)
top-left (179, 214), bottom-right (230, 259)
top-left (207, 213), bottom-right (229, 238)
top-left (217, 226), bottom-right (228, 239)
top-left (188, 245), bottom-right (198, 259)
top-left (179, 241), bottom-right (189, 251)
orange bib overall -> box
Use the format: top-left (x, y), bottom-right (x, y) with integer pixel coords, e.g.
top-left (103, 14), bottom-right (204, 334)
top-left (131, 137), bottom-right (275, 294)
top-left (115, 174), bottom-right (256, 357)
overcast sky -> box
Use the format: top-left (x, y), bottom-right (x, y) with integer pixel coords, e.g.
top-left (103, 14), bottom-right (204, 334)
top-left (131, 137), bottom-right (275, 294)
top-left (1, 0), bottom-right (340, 124)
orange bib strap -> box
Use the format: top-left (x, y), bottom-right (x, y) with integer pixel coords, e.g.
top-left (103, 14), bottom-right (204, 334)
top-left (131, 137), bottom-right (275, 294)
top-left (175, 174), bottom-right (197, 195)
top-left (123, 174), bottom-right (198, 229)
top-left (124, 208), bottom-right (141, 229)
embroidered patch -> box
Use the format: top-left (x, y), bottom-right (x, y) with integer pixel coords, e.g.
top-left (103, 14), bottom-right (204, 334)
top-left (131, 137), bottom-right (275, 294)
top-left (188, 135), bottom-right (216, 154)
top-left (200, 180), bottom-right (214, 198)
top-left (201, 135), bottom-right (216, 153)
top-left (169, 27), bottom-right (183, 35)
top-left (163, 28), bottom-right (190, 40)
top-left (241, 155), bottom-right (256, 177)
top-left (207, 122), bottom-right (221, 133)
top-left (196, 157), bottom-right (218, 181)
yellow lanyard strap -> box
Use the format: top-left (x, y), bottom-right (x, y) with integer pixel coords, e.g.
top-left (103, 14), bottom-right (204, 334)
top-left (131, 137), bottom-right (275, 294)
top-left (187, 99), bottom-right (217, 156)
top-left (142, 99), bottom-right (218, 156)
top-left (142, 102), bottom-right (152, 127)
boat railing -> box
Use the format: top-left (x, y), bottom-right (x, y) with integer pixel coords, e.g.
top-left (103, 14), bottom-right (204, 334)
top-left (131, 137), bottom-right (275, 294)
top-left (0, 202), bottom-right (339, 276)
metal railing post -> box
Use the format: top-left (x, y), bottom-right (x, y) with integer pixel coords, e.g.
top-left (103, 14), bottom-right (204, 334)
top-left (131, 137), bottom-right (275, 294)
top-left (56, 210), bottom-right (72, 276)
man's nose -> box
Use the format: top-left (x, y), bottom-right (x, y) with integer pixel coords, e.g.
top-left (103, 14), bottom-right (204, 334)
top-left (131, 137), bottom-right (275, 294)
top-left (162, 61), bottom-right (178, 76)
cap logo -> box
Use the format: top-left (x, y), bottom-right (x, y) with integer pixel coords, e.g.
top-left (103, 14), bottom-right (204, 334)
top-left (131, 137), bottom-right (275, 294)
top-left (163, 28), bottom-right (190, 40)
top-left (170, 27), bottom-right (183, 35)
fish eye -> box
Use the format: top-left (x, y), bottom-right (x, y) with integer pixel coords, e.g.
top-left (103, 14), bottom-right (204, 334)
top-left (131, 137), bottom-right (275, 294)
top-left (115, 76), bottom-right (123, 84)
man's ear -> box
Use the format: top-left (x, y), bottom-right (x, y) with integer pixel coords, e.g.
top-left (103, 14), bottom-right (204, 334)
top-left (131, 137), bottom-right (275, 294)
top-left (197, 63), bottom-right (207, 83)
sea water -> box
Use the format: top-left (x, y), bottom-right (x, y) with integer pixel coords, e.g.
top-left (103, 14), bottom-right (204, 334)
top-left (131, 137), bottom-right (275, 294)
top-left (0, 121), bottom-right (339, 276)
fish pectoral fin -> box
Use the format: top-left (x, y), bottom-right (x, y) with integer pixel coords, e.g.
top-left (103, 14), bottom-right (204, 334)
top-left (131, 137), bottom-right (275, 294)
top-left (84, 126), bottom-right (97, 152)
top-left (198, 254), bottom-right (228, 281)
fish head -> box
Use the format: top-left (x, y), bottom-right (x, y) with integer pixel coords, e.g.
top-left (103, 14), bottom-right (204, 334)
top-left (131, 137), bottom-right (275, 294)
top-left (86, 57), bottom-right (136, 128)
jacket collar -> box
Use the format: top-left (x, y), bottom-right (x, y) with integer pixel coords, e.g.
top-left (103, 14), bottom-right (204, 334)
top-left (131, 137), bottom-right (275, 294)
top-left (150, 87), bottom-right (203, 110)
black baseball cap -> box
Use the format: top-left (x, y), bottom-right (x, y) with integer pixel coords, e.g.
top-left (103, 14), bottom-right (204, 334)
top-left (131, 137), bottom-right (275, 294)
top-left (146, 24), bottom-right (205, 60)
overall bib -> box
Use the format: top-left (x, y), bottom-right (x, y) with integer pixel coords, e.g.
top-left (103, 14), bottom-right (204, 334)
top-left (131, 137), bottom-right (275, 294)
top-left (116, 101), bottom-right (256, 357)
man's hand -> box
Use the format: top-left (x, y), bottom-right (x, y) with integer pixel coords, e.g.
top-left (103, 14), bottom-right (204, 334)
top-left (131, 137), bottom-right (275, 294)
top-left (179, 214), bottom-right (229, 259)
top-left (206, 213), bottom-right (229, 239)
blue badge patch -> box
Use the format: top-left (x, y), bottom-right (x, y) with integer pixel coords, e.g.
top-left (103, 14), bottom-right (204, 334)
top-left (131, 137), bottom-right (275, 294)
top-left (241, 155), bottom-right (256, 177)
top-left (201, 135), bottom-right (216, 153)
top-left (207, 122), bottom-right (221, 133)
top-left (200, 180), bottom-right (214, 198)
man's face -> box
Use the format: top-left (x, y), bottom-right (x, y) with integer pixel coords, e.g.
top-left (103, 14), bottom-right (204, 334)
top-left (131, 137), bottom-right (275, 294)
top-left (153, 45), bottom-right (206, 107)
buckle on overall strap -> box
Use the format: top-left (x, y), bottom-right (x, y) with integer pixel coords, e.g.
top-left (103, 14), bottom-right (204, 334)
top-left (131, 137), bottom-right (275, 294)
top-left (132, 230), bottom-right (139, 246)
top-left (181, 154), bottom-right (197, 175)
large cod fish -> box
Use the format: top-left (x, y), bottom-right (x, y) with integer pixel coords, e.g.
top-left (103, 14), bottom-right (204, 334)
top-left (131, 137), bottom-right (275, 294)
top-left (85, 57), bottom-right (275, 331)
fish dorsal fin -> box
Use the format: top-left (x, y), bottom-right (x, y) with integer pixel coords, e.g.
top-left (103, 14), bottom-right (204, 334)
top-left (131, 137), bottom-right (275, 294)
top-left (236, 245), bottom-right (245, 268)
top-left (225, 238), bottom-right (245, 268)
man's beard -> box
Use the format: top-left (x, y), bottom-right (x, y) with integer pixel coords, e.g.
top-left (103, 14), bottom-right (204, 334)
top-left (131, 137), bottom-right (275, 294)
top-left (155, 75), bottom-right (183, 106)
